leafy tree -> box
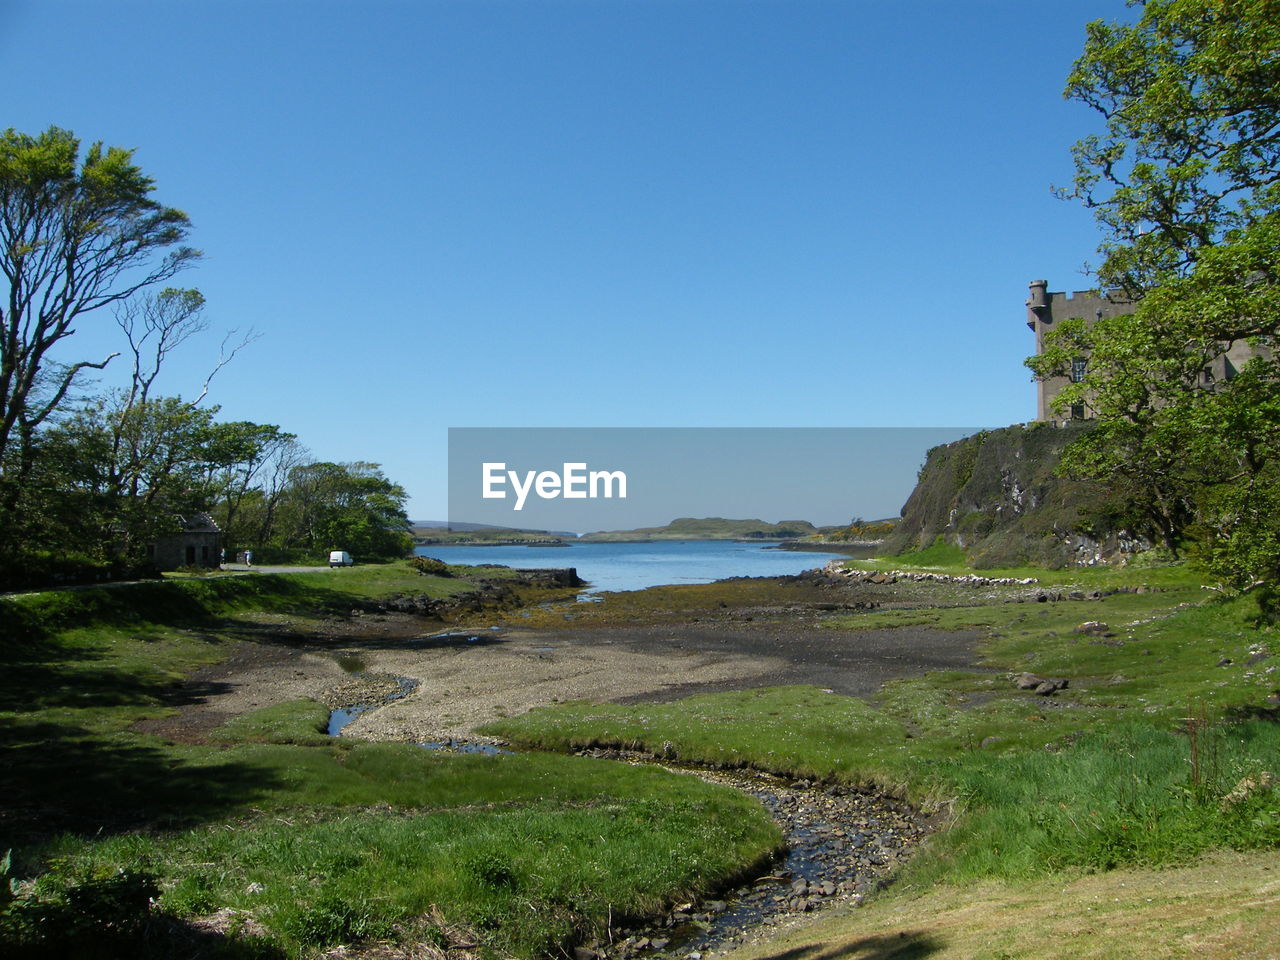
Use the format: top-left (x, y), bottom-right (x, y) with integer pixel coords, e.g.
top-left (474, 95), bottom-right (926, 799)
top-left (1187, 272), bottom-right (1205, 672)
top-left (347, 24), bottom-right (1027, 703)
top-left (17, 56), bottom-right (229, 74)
top-left (272, 461), bottom-right (412, 560)
top-left (0, 126), bottom-right (198, 564)
top-left (1032, 0), bottom-right (1280, 587)
top-left (1062, 0), bottom-right (1280, 293)
top-left (245, 436), bottom-right (311, 547)
top-left (67, 396), bottom-right (221, 562)
top-left (0, 126), bottom-right (414, 581)
top-left (204, 420), bottom-right (296, 553)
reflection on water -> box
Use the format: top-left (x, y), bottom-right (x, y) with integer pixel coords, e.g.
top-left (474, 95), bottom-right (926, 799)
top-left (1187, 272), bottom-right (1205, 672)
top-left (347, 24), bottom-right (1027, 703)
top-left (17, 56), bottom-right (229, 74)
top-left (335, 654), bottom-right (366, 673)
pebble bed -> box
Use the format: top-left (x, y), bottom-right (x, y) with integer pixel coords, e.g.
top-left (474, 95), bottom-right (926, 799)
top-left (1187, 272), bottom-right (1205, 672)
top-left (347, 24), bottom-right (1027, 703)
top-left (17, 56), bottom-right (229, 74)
top-left (574, 757), bottom-right (932, 959)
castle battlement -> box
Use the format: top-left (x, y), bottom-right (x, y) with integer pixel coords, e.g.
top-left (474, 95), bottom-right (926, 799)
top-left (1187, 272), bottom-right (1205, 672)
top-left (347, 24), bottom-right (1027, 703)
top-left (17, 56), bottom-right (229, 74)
top-left (1024, 280), bottom-right (1256, 423)
top-left (1025, 280), bottom-right (1134, 421)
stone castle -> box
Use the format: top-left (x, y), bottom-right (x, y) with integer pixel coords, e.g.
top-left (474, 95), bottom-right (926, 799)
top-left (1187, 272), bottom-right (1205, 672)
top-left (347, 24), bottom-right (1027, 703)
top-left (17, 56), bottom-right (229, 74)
top-left (1024, 280), bottom-right (1258, 421)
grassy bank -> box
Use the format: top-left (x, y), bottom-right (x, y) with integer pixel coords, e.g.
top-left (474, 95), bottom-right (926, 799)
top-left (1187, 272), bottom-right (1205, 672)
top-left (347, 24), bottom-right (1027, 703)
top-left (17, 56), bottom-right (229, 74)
top-left (483, 563), bottom-right (1280, 907)
top-left (47, 747), bottom-right (779, 959)
top-left (0, 564), bottom-right (780, 958)
top-left (1, 562), bottom-right (480, 640)
top-left (721, 848), bottom-right (1280, 960)
top-left (5, 555), bottom-right (1278, 958)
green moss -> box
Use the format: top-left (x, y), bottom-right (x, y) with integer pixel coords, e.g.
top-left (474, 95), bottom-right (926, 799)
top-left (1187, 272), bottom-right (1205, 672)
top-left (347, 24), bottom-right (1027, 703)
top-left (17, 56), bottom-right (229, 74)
top-left (883, 422), bottom-right (1119, 568)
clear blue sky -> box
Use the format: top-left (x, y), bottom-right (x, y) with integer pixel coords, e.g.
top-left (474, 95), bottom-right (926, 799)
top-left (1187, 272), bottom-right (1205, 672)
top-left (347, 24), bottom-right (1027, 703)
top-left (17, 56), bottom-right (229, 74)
top-left (2, 0), bottom-right (1129, 520)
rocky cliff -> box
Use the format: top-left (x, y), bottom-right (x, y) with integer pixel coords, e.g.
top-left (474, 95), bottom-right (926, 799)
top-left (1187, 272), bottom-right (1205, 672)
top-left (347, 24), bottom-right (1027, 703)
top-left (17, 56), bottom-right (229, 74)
top-left (882, 422), bottom-right (1146, 568)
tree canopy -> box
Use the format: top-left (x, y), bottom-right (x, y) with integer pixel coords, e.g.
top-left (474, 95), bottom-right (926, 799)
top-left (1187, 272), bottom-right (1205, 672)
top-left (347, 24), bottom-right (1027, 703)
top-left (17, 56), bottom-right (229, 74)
top-left (0, 126), bottom-right (413, 586)
top-left (1062, 0), bottom-right (1280, 293)
top-left (1032, 0), bottom-right (1280, 590)
top-left (0, 127), bottom-right (199, 465)
top-left (0, 126), bottom-right (201, 571)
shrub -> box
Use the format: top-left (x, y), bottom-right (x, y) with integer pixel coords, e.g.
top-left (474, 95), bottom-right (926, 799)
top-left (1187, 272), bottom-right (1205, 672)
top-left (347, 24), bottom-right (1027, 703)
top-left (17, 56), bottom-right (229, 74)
top-left (409, 555), bottom-right (453, 577)
top-left (278, 891), bottom-right (390, 947)
top-left (0, 855), bottom-right (160, 958)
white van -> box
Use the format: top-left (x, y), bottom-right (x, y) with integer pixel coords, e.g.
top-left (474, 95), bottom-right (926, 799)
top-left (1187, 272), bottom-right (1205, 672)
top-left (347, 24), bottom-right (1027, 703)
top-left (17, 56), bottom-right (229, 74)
top-left (328, 550), bottom-right (354, 567)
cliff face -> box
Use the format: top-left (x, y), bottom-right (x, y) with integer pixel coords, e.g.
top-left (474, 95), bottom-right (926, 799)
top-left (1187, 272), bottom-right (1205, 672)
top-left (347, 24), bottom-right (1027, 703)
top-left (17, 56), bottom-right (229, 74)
top-left (882, 422), bottom-right (1147, 569)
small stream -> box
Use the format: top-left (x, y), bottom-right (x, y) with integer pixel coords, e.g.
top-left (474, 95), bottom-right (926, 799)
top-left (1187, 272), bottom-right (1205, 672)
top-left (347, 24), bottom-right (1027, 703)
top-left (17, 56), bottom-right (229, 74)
top-left (326, 675), bottom-right (418, 736)
top-left (326, 668), bottom-right (512, 754)
top-left (575, 755), bottom-right (928, 958)
top-left (325, 672), bottom-right (928, 957)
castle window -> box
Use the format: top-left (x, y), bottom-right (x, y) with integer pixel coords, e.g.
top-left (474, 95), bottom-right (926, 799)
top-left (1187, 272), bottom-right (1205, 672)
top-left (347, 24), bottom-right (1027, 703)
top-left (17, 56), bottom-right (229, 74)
top-left (1070, 357), bottom-right (1088, 383)
top-left (1070, 403), bottom-right (1085, 420)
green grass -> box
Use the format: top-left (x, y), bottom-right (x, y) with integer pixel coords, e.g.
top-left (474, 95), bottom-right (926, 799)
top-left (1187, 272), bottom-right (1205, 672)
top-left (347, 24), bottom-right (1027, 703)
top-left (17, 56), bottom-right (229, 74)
top-left (211, 699), bottom-right (333, 746)
top-left (902, 719), bottom-right (1280, 886)
top-left (59, 756), bottom-right (779, 957)
top-left (839, 545), bottom-right (1212, 590)
top-left (0, 564), bottom-right (781, 958)
top-left (489, 587), bottom-right (1280, 881)
top-left (839, 549), bottom-right (1209, 589)
top-left (19, 745), bottom-right (779, 957)
top-left (5, 553), bottom-right (1280, 957)
top-left (0, 564), bottom-right (477, 756)
top-left (481, 686), bottom-right (910, 789)
top-left (882, 538), bottom-right (969, 567)
top-left (0, 563), bottom-right (470, 642)
top-left (0, 555), bottom-right (565, 640)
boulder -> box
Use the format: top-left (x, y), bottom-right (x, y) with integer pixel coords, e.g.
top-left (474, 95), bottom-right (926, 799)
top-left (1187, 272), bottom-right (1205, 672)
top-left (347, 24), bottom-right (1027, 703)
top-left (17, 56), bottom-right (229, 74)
top-left (1034, 678), bottom-right (1070, 696)
top-left (1073, 621), bottom-right (1111, 636)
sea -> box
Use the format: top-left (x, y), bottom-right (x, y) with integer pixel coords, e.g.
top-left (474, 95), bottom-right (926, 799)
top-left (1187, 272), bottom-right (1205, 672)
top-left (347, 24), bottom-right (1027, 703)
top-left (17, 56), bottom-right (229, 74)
top-left (413, 540), bottom-right (851, 594)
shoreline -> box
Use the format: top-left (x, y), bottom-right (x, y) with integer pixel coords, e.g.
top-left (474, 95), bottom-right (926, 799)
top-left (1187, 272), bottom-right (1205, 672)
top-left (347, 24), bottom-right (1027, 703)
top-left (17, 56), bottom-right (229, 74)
top-left (139, 569), bottom-right (989, 748)
top-left (770, 540), bottom-right (883, 556)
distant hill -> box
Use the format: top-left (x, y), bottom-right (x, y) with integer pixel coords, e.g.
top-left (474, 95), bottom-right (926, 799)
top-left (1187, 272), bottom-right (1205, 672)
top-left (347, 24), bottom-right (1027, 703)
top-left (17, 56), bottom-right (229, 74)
top-left (579, 517), bottom-right (819, 542)
top-left (410, 521), bottom-right (577, 544)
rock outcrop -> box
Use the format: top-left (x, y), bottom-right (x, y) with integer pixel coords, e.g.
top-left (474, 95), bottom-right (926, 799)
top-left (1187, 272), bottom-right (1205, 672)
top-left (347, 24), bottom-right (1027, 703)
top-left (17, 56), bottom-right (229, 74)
top-left (881, 422), bottom-right (1149, 569)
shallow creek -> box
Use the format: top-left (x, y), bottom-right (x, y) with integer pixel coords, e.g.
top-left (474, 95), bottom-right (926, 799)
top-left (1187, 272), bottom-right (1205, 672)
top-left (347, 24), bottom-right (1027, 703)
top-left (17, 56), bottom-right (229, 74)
top-left (326, 671), bottom-right (929, 958)
top-left (572, 754), bottom-right (928, 958)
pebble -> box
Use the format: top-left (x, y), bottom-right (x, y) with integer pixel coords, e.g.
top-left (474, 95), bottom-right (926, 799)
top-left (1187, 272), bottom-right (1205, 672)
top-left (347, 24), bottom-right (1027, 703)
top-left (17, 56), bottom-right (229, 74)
top-left (588, 762), bottom-right (930, 958)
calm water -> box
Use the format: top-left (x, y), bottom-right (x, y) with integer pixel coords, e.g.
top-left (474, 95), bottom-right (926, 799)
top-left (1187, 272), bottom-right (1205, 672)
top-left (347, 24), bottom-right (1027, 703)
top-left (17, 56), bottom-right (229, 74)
top-left (414, 540), bottom-right (848, 593)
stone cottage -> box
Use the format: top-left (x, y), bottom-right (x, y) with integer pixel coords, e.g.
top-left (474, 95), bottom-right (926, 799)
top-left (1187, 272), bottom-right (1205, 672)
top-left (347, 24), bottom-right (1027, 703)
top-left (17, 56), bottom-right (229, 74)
top-left (149, 513), bottom-right (222, 570)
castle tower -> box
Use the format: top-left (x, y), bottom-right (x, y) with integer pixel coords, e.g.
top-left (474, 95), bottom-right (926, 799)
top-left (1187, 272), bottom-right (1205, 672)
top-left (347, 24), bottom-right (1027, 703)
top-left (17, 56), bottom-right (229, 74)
top-left (1025, 281), bottom-right (1132, 422)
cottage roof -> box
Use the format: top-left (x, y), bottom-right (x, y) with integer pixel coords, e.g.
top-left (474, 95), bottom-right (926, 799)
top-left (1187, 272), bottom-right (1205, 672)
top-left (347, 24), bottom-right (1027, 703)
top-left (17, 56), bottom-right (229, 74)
top-left (179, 513), bottom-right (221, 533)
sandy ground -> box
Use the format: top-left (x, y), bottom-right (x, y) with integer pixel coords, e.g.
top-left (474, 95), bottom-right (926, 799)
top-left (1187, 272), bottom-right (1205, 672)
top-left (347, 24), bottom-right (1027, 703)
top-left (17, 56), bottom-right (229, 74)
top-left (140, 607), bottom-right (983, 745)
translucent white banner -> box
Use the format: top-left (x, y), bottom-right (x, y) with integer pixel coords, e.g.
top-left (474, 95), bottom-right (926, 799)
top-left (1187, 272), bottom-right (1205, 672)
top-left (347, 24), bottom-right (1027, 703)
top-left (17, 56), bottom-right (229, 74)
top-left (447, 427), bottom-right (980, 534)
